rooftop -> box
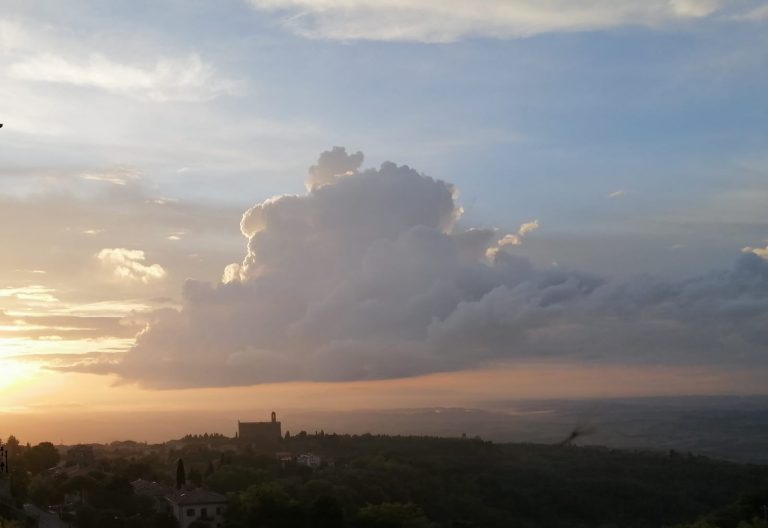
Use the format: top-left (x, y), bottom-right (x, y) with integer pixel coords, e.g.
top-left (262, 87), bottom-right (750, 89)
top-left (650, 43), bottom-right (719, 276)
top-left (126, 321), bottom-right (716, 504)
top-left (131, 478), bottom-right (174, 498)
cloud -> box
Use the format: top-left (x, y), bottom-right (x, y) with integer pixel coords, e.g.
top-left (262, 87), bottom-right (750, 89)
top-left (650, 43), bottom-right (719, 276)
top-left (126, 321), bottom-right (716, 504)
top-left (517, 220), bottom-right (539, 237)
top-left (59, 148), bottom-right (768, 388)
top-left (743, 244), bottom-right (768, 259)
top-left (97, 249), bottom-right (167, 283)
top-left (732, 4), bottom-right (768, 21)
top-left (0, 314), bottom-right (141, 341)
top-left (247, 0), bottom-right (727, 42)
top-left (486, 219), bottom-right (539, 257)
top-left (13, 351), bottom-right (125, 369)
top-left (0, 285), bottom-right (59, 304)
top-left (608, 190), bottom-right (627, 198)
top-left (0, 171), bottom-right (241, 283)
top-left (307, 146), bottom-right (364, 190)
top-left (81, 166), bottom-right (142, 186)
top-left (8, 53), bottom-right (237, 102)
top-left (0, 19), bottom-right (36, 54)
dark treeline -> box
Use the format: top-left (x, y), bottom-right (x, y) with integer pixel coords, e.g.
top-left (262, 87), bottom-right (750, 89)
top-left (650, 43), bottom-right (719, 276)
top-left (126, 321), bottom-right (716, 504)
top-left (2, 432), bottom-right (768, 527)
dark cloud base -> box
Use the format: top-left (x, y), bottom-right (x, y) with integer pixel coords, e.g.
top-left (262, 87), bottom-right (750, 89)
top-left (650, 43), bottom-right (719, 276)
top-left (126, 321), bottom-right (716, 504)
top-left (63, 148), bottom-right (768, 388)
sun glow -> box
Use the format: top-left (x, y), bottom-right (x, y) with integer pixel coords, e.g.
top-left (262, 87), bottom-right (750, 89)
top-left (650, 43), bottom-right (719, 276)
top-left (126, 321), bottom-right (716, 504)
top-left (0, 357), bottom-right (38, 393)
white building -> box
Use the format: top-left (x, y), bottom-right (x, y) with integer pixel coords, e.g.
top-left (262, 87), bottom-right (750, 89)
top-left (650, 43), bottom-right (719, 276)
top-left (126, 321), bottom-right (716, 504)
top-left (297, 452), bottom-right (322, 468)
top-left (166, 489), bottom-right (227, 528)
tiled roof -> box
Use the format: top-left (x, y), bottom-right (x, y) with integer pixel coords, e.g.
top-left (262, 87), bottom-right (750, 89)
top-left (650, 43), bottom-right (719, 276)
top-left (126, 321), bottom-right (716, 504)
top-left (131, 479), bottom-right (174, 498)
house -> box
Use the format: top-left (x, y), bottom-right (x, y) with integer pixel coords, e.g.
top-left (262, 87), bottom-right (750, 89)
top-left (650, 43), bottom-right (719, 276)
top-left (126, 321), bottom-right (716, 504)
top-left (297, 452), bottom-right (322, 468)
top-left (238, 411), bottom-right (282, 448)
top-left (131, 478), bottom-right (174, 513)
top-left (166, 488), bottom-right (227, 528)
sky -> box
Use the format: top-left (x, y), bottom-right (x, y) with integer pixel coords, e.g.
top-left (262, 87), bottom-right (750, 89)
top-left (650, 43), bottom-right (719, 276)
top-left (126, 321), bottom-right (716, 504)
top-left (1, 0), bottom-right (768, 443)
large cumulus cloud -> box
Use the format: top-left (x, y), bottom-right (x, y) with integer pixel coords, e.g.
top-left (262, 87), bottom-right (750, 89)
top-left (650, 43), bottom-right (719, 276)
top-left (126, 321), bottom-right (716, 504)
top-left (68, 148), bottom-right (768, 388)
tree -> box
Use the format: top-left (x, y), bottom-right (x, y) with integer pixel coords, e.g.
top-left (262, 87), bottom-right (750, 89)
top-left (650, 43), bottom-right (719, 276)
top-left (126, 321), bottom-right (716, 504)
top-left (5, 436), bottom-right (19, 455)
top-left (7, 451), bottom-right (29, 501)
top-left (24, 442), bottom-right (59, 474)
top-left (188, 467), bottom-right (203, 487)
top-left (28, 474), bottom-right (59, 507)
top-left (355, 503), bottom-right (433, 528)
top-left (206, 465), bottom-right (266, 494)
top-left (95, 509), bottom-right (125, 528)
top-left (310, 495), bottom-right (344, 528)
top-left (150, 512), bottom-right (180, 528)
top-left (237, 484), bottom-right (304, 527)
top-left (62, 475), bottom-right (99, 504)
top-left (176, 459), bottom-right (186, 490)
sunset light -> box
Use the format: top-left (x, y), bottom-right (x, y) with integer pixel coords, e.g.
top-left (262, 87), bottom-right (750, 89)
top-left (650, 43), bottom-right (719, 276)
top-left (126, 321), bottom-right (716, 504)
top-left (2, 2), bottom-right (768, 526)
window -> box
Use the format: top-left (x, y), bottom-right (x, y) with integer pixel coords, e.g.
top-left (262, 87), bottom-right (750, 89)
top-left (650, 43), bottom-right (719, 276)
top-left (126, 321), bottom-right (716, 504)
top-left (186, 508), bottom-right (195, 517)
top-left (201, 507), bottom-right (208, 518)
top-left (216, 507), bottom-right (221, 514)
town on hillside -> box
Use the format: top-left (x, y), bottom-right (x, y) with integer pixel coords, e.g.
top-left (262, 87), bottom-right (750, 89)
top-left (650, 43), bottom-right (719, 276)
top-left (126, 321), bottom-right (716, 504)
top-left (3, 412), bottom-right (768, 528)
top-left (1, 412), bottom-right (331, 528)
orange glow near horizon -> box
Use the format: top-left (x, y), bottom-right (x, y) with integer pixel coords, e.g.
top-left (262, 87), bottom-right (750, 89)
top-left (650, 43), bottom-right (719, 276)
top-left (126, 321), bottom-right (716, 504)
top-left (2, 360), bottom-right (768, 444)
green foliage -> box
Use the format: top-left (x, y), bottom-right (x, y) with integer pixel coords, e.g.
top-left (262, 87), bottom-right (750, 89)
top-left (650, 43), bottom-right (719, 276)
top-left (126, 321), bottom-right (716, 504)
top-left (24, 442), bottom-right (60, 474)
top-left (736, 521), bottom-right (768, 528)
top-left (671, 487), bottom-right (768, 528)
top-left (175, 459), bottom-right (186, 489)
top-left (309, 495), bottom-right (344, 528)
top-left (221, 433), bottom-right (768, 528)
top-left (232, 483), bottom-right (305, 527)
top-left (95, 509), bottom-right (125, 528)
top-left (6, 432), bottom-right (768, 528)
top-left (188, 467), bottom-right (203, 487)
top-left (4, 436), bottom-right (19, 454)
top-left (88, 475), bottom-right (136, 513)
top-left (206, 465), bottom-right (269, 494)
top-left (150, 512), bottom-right (180, 528)
top-left (75, 505), bottom-right (97, 528)
top-left (355, 502), bottom-right (433, 528)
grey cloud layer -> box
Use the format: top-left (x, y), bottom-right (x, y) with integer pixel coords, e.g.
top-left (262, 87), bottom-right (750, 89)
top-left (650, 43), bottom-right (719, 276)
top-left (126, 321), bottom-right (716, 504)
top-left (62, 148), bottom-right (768, 388)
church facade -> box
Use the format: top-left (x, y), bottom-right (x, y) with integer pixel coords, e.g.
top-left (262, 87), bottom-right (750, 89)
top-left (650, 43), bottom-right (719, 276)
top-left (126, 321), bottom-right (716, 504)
top-left (238, 411), bottom-right (282, 447)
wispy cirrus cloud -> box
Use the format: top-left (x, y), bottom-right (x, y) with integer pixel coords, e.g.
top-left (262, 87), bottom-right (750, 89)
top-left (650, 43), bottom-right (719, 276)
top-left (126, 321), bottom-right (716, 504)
top-left (247, 0), bottom-right (732, 42)
top-left (1, 17), bottom-right (238, 103)
top-left (80, 166), bottom-right (142, 186)
top-left (0, 313), bottom-right (141, 341)
top-left (0, 285), bottom-right (59, 304)
top-left (8, 53), bottom-right (238, 102)
top-left (11, 352), bottom-right (126, 369)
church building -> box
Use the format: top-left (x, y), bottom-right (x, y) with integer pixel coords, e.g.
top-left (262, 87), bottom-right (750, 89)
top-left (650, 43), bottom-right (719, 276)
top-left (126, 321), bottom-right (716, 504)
top-left (238, 411), bottom-right (282, 447)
